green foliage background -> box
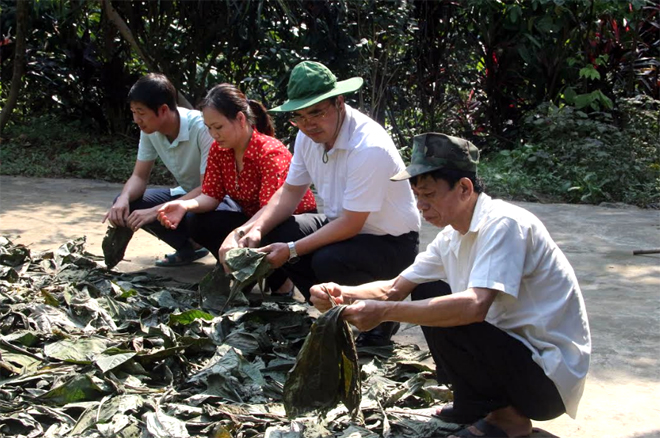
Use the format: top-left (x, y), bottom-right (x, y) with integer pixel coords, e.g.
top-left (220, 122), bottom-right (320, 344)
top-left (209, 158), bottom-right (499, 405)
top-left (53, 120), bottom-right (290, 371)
top-left (1, 0), bottom-right (658, 206)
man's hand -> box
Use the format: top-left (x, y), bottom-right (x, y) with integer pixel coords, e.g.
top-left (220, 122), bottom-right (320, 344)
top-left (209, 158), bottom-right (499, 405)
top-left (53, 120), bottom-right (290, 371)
top-left (239, 228), bottom-right (262, 249)
top-left (257, 242), bottom-right (290, 269)
top-left (157, 201), bottom-right (187, 230)
top-left (310, 282), bottom-right (346, 312)
top-left (126, 206), bottom-right (158, 231)
top-left (341, 300), bottom-right (387, 332)
top-left (103, 196), bottom-right (130, 227)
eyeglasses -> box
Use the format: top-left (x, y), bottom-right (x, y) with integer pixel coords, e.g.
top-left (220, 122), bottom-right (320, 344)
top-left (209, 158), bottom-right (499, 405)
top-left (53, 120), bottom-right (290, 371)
top-left (289, 103), bottom-right (334, 127)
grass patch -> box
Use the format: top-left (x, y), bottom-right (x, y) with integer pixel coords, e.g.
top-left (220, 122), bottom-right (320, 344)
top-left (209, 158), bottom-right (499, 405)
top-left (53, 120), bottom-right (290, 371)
top-left (1, 115), bottom-right (173, 185)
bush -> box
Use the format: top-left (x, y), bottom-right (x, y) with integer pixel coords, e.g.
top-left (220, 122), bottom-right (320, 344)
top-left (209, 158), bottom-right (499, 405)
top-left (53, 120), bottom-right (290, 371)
top-left (0, 115), bottom-right (174, 185)
top-left (481, 96), bottom-right (660, 207)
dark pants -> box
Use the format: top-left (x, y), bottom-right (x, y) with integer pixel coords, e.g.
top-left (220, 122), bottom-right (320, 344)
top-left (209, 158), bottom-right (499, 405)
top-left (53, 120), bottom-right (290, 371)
top-left (121, 188), bottom-right (238, 253)
top-left (124, 188), bottom-right (191, 251)
top-left (411, 281), bottom-right (566, 421)
top-left (262, 213), bottom-right (419, 299)
top-left (190, 208), bottom-right (288, 292)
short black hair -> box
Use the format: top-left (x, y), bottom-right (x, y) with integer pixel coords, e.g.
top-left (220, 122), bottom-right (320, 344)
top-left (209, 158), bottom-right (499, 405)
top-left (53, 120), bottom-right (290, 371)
top-left (410, 168), bottom-right (485, 193)
top-left (127, 73), bottom-right (177, 114)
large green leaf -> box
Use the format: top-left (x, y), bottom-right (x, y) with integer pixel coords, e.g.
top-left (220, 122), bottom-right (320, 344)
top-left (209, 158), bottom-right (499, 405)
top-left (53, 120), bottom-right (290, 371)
top-left (168, 309), bottom-right (214, 326)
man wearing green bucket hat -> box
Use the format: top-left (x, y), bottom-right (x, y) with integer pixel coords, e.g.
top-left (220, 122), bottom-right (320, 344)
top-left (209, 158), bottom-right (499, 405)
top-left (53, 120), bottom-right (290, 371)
top-left (220, 61), bottom-right (421, 347)
top-left (309, 133), bottom-right (591, 437)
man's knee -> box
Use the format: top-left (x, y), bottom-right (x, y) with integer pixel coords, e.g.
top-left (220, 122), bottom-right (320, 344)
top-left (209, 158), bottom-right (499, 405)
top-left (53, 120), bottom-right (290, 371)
top-left (310, 246), bottom-right (345, 281)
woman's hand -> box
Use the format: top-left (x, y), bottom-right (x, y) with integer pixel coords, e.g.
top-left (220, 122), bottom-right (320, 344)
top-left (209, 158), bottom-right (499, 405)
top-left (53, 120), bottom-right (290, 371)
top-left (157, 201), bottom-right (187, 230)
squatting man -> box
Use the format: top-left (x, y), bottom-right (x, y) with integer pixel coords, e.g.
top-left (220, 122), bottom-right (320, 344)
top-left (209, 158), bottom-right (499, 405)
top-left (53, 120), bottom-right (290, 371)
top-left (310, 132), bottom-right (591, 438)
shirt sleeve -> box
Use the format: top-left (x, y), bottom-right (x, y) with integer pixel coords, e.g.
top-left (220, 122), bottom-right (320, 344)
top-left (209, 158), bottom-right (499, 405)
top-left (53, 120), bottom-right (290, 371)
top-left (196, 123), bottom-right (213, 174)
top-left (468, 217), bottom-right (528, 298)
top-left (201, 144), bottom-right (227, 201)
top-left (400, 238), bottom-right (448, 284)
top-left (285, 133), bottom-right (313, 187)
top-left (257, 144), bottom-right (290, 209)
top-left (136, 132), bottom-right (158, 161)
top-left (342, 147), bottom-right (391, 212)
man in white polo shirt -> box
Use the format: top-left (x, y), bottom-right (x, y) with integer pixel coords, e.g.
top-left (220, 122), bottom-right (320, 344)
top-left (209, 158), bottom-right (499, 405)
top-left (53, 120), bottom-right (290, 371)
top-left (103, 73), bottom-right (220, 267)
top-left (220, 61), bottom-right (421, 346)
top-left (309, 133), bottom-right (591, 438)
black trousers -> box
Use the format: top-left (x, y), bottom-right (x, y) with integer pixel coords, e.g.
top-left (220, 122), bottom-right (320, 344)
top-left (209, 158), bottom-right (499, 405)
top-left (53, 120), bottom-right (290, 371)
top-left (190, 209), bottom-right (289, 292)
top-left (411, 281), bottom-right (566, 421)
top-left (123, 189), bottom-right (241, 252)
top-left (262, 213), bottom-right (419, 299)
top-left (124, 188), bottom-right (191, 251)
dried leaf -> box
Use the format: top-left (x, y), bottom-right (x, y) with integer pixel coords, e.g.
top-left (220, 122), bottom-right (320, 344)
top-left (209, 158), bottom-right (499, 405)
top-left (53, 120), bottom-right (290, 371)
top-left (283, 305), bottom-right (361, 418)
top-left (44, 337), bottom-right (108, 364)
top-left (95, 352), bottom-right (137, 373)
top-left (144, 407), bottom-right (190, 438)
top-left (38, 374), bottom-right (106, 406)
top-left (102, 226), bottom-right (134, 269)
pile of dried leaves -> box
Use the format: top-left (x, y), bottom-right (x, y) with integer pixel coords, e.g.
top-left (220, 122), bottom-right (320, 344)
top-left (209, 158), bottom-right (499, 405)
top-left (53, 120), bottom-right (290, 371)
top-left (0, 236), bottom-right (459, 438)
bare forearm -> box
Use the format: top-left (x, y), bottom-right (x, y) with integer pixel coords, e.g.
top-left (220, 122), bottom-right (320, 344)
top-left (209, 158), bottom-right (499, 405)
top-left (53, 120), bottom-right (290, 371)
top-left (341, 275), bottom-right (413, 302)
top-left (342, 279), bottom-right (396, 302)
top-left (381, 289), bottom-right (493, 327)
top-left (178, 193), bottom-right (220, 213)
top-left (179, 185), bottom-right (203, 201)
top-left (119, 175), bottom-right (148, 203)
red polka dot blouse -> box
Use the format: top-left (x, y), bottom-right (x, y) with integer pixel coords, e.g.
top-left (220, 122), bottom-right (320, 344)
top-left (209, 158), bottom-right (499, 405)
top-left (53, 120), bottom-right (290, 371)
top-left (202, 129), bottom-right (316, 217)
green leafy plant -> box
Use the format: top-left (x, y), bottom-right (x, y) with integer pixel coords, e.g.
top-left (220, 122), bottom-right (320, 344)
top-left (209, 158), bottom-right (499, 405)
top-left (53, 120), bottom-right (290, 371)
top-left (482, 97), bottom-right (659, 207)
top-left (0, 115), bottom-right (173, 185)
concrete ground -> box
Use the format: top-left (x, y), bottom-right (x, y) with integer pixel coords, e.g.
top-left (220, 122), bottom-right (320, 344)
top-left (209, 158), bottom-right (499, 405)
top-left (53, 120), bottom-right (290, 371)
top-left (1, 175), bottom-right (659, 438)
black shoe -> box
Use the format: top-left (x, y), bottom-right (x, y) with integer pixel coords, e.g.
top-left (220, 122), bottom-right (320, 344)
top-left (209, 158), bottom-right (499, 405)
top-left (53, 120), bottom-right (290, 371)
top-left (355, 322), bottom-right (400, 347)
top-left (433, 402), bottom-right (489, 424)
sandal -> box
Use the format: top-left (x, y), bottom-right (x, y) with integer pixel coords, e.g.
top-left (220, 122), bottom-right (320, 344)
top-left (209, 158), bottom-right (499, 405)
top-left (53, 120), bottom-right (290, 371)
top-left (268, 285), bottom-right (295, 301)
top-left (155, 248), bottom-right (209, 267)
top-left (449, 419), bottom-right (512, 437)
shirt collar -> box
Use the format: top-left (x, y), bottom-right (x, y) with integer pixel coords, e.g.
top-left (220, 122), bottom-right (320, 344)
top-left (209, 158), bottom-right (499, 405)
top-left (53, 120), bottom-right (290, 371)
top-left (307, 104), bottom-right (355, 156)
top-left (467, 192), bottom-right (492, 233)
top-left (169, 107), bottom-right (190, 147)
top-left (329, 104), bottom-right (354, 152)
top-left (448, 192), bottom-right (492, 254)
top-left (243, 129), bottom-right (261, 162)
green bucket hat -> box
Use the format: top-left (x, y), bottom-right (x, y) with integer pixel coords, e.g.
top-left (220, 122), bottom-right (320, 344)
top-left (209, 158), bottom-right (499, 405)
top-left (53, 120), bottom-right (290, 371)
top-left (269, 61), bottom-right (364, 112)
top-left (391, 133), bottom-right (480, 181)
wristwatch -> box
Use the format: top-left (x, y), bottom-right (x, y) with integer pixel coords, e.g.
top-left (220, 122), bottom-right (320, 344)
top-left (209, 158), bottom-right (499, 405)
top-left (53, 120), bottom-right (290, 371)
top-left (287, 241), bottom-right (300, 264)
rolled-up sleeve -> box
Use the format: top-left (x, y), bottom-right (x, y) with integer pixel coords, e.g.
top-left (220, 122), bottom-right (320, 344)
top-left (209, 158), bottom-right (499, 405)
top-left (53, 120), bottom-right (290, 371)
top-left (468, 217), bottom-right (527, 298)
top-left (401, 239), bottom-right (447, 284)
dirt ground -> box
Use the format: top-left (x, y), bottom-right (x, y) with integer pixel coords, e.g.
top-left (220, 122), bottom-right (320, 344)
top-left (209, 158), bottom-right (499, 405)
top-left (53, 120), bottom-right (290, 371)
top-left (1, 175), bottom-right (659, 438)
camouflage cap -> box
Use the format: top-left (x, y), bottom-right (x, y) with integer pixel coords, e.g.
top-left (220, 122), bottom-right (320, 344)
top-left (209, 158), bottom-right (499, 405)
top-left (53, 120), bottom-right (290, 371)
top-left (391, 132), bottom-right (480, 181)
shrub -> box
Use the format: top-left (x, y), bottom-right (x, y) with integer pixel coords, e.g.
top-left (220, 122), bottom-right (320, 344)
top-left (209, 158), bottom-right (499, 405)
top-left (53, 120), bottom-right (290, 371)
top-left (481, 97), bottom-right (660, 207)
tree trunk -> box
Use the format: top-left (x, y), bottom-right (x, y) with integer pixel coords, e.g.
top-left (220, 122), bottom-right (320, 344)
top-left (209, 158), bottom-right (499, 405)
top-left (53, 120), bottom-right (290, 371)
top-left (102, 0), bottom-right (192, 109)
top-left (0, 0), bottom-right (30, 134)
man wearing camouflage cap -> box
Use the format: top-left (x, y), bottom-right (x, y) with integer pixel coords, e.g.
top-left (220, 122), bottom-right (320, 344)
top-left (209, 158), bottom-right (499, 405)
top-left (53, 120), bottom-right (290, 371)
top-left (310, 132), bottom-right (591, 438)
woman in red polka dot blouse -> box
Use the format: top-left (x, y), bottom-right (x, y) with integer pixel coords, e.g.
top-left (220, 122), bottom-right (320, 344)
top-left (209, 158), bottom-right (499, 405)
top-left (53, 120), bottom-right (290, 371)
top-left (158, 83), bottom-right (316, 295)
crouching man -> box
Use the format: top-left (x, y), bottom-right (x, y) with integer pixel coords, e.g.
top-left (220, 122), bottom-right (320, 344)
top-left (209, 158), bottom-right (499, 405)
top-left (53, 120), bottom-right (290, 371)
top-left (310, 133), bottom-right (591, 438)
